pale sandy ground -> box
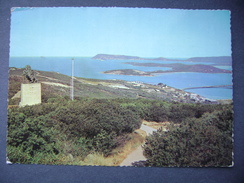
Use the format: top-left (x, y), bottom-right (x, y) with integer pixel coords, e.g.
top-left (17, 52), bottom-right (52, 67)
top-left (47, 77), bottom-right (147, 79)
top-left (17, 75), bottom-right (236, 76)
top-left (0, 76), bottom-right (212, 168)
top-left (41, 81), bottom-right (70, 88)
top-left (140, 124), bottom-right (157, 135)
top-left (120, 124), bottom-right (157, 166)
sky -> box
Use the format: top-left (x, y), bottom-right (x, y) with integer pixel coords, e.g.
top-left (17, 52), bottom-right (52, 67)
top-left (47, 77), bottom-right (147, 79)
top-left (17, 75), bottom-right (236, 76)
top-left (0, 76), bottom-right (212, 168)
top-left (10, 7), bottom-right (231, 58)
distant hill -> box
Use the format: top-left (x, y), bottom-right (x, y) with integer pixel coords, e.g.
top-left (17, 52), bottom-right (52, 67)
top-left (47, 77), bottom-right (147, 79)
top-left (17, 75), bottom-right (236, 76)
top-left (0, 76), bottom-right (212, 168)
top-left (152, 57), bottom-right (183, 61)
top-left (92, 54), bottom-right (144, 60)
top-left (92, 54), bottom-right (232, 65)
top-left (186, 56), bottom-right (232, 65)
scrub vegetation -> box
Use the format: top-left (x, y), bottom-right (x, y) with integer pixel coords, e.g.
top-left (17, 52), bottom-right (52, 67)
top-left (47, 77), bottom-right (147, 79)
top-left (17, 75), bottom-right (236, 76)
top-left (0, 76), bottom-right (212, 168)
top-left (143, 104), bottom-right (233, 167)
top-left (7, 96), bottom-right (233, 166)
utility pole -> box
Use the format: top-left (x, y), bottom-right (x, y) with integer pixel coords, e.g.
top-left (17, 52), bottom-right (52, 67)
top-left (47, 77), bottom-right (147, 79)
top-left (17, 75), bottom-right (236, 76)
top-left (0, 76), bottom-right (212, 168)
top-left (71, 58), bottom-right (74, 101)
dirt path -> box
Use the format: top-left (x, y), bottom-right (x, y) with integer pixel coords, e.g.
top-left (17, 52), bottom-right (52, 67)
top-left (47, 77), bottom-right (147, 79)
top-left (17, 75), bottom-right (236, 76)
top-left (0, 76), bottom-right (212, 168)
top-left (140, 124), bottom-right (157, 135)
top-left (120, 124), bottom-right (157, 166)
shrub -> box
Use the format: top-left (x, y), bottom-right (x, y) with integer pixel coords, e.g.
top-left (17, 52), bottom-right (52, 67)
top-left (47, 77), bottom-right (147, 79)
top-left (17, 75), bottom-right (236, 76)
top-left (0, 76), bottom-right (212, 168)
top-left (52, 99), bottom-right (141, 138)
top-left (8, 112), bottom-right (59, 163)
top-left (143, 108), bottom-right (233, 167)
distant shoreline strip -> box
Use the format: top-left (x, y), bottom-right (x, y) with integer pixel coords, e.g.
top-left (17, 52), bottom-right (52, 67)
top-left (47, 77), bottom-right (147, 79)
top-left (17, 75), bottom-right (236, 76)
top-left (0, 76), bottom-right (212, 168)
top-left (183, 85), bottom-right (232, 90)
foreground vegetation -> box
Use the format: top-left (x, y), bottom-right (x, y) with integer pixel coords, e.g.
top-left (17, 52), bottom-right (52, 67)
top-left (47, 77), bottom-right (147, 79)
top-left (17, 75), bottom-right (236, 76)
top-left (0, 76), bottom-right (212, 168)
top-left (143, 104), bottom-right (233, 167)
top-left (8, 97), bottom-right (141, 165)
top-left (7, 96), bottom-right (233, 166)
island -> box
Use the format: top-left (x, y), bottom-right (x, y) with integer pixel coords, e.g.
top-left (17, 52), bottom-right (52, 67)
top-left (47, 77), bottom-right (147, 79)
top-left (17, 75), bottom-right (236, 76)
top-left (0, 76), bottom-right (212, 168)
top-left (103, 69), bottom-right (152, 76)
top-left (104, 63), bottom-right (231, 76)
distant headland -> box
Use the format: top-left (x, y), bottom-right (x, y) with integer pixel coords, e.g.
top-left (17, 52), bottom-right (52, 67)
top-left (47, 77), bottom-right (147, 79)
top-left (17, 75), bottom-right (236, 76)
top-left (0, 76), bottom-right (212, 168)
top-left (92, 54), bottom-right (232, 65)
top-left (92, 54), bottom-right (144, 61)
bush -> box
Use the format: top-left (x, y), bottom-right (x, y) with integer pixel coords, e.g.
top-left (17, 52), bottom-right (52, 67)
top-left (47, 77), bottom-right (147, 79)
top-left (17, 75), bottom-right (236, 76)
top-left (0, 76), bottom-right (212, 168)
top-left (144, 102), bottom-right (169, 122)
top-left (93, 130), bottom-right (117, 156)
top-left (7, 98), bottom-right (142, 164)
top-left (8, 112), bottom-right (59, 164)
top-left (52, 99), bottom-right (141, 138)
top-left (143, 108), bottom-right (233, 167)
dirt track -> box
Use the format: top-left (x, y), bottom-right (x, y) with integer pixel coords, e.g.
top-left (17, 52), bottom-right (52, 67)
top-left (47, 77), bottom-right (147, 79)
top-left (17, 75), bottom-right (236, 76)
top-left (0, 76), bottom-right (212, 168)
top-left (120, 124), bottom-right (156, 166)
top-left (140, 124), bottom-right (157, 136)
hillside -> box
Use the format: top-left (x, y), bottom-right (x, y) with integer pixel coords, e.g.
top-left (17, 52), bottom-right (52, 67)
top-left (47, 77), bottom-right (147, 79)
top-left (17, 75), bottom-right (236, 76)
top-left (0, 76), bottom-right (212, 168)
top-left (8, 67), bottom-right (218, 105)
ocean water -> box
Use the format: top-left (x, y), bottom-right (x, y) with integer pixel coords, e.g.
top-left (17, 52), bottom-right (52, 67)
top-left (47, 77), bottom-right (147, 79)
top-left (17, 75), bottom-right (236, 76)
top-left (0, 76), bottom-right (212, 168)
top-left (9, 57), bottom-right (233, 100)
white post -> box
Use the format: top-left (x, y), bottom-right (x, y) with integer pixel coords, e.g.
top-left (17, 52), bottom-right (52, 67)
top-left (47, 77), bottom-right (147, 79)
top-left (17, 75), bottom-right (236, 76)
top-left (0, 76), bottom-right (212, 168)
top-left (71, 58), bottom-right (74, 100)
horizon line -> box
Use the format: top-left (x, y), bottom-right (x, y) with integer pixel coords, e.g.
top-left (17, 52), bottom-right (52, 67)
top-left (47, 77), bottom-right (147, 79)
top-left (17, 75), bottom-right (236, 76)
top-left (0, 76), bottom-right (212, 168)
top-left (9, 55), bottom-right (232, 59)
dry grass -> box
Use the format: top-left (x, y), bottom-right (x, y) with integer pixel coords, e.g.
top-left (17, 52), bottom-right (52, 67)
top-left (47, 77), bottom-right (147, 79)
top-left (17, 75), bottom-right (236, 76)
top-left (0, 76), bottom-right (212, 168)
top-left (8, 105), bottom-right (19, 109)
top-left (83, 153), bottom-right (115, 166)
top-left (217, 99), bottom-right (233, 104)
